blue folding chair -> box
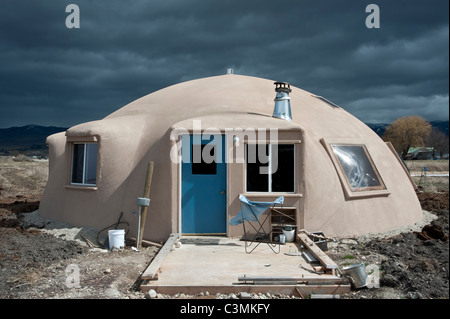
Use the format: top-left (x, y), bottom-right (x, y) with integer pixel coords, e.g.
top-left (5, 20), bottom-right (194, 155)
top-left (230, 195), bottom-right (284, 254)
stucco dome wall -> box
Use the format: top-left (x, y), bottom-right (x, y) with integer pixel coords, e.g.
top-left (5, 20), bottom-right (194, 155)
top-left (289, 91), bottom-right (422, 236)
top-left (39, 74), bottom-right (423, 240)
top-left (301, 130), bottom-right (422, 237)
top-left (39, 132), bottom-right (67, 222)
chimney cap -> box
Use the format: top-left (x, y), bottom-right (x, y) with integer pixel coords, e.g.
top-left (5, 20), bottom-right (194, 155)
top-left (272, 81), bottom-right (292, 121)
top-left (274, 81), bottom-right (291, 93)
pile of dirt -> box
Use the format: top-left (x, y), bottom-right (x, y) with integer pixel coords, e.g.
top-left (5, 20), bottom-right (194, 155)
top-left (0, 195), bottom-right (85, 297)
top-left (338, 191), bottom-right (449, 299)
top-left (0, 226), bottom-right (87, 297)
top-left (417, 192), bottom-right (449, 212)
top-left (0, 209), bottom-right (158, 299)
top-left (0, 198), bottom-right (40, 215)
top-left (0, 189), bottom-right (158, 299)
top-left (0, 196), bottom-right (40, 228)
top-left (363, 231), bottom-right (448, 299)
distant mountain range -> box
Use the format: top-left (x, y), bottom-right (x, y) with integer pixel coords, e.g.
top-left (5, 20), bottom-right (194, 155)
top-left (0, 125), bottom-right (67, 155)
top-left (366, 120), bottom-right (449, 137)
top-left (0, 121), bottom-right (448, 155)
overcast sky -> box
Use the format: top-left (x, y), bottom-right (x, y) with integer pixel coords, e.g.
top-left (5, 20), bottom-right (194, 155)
top-left (0, 0), bottom-right (448, 128)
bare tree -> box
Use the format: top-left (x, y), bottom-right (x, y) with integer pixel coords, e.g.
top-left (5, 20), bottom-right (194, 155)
top-left (427, 128), bottom-right (449, 158)
top-left (382, 116), bottom-right (432, 159)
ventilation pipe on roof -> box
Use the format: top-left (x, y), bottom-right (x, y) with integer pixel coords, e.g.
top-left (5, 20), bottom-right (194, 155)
top-left (272, 81), bottom-right (292, 121)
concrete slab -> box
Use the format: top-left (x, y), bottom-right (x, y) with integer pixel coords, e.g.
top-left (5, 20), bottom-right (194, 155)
top-left (144, 236), bottom-right (338, 288)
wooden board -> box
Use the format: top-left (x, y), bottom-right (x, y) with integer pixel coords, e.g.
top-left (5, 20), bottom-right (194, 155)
top-left (297, 232), bottom-right (338, 270)
top-left (139, 283), bottom-right (351, 296)
top-left (141, 233), bottom-right (181, 280)
top-left (129, 237), bottom-right (163, 248)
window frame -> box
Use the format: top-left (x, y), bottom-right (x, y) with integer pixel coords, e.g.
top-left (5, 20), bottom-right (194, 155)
top-left (245, 143), bottom-right (296, 194)
top-left (321, 138), bottom-right (390, 199)
top-left (70, 142), bottom-right (98, 187)
top-left (331, 143), bottom-right (386, 192)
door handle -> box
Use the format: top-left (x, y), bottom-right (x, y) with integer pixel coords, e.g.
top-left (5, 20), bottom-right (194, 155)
top-left (220, 190), bottom-right (226, 195)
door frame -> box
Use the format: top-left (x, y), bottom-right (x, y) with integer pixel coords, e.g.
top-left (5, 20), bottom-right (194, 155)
top-left (177, 133), bottom-right (229, 235)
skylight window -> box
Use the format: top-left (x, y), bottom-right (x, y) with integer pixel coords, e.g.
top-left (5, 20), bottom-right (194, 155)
top-left (331, 144), bottom-right (385, 192)
top-left (312, 94), bottom-right (342, 109)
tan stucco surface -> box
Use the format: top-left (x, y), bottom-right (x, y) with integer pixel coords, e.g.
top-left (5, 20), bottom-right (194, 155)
top-left (39, 74), bottom-right (422, 242)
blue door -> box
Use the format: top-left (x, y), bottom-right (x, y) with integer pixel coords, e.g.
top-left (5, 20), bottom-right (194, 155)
top-left (181, 134), bottom-right (226, 234)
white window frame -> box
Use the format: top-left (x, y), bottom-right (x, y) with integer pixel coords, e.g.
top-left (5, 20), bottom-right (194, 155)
top-left (245, 143), bottom-right (296, 193)
top-left (70, 142), bottom-right (98, 186)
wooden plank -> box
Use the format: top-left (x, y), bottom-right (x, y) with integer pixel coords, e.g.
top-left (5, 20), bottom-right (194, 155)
top-left (310, 294), bottom-right (341, 299)
top-left (139, 283), bottom-right (351, 296)
top-left (140, 284), bottom-right (295, 295)
top-left (129, 237), bottom-right (163, 248)
top-left (272, 208), bottom-right (296, 221)
top-left (295, 287), bottom-right (305, 299)
top-left (80, 234), bottom-right (99, 248)
top-left (141, 233), bottom-right (181, 280)
top-left (313, 266), bottom-right (327, 272)
top-left (297, 232), bottom-right (338, 270)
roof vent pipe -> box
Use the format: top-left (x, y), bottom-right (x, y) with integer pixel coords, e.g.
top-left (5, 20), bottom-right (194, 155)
top-left (272, 81), bottom-right (292, 121)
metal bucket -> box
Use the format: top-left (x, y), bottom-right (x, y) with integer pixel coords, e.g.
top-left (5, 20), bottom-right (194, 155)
top-left (342, 263), bottom-right (367, 289)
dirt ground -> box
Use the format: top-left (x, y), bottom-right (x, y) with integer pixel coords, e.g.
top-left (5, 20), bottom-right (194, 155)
top-left (0, 156), bottom-right (158, 299)
top-left (0, 208), bottom-right (158, 299)
top-left (0, 156), bottom-right (448, 299)
top-left (336, 191), bottom-right (449, 299)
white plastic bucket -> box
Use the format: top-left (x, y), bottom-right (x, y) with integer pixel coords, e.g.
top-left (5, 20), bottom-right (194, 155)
top-left (282, 228), bottom-right (295, 242)
top-left (108, 229), bottom-right (125, 251)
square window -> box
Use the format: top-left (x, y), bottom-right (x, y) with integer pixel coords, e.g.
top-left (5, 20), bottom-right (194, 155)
top-left (272, 145), bottom-right (295, 192)
top-left (71, 143), bottom-right (98, 185)
top-left (246, 144), bottom-right (295, 193)
top-left (246, 144), bottom-right (269, 192)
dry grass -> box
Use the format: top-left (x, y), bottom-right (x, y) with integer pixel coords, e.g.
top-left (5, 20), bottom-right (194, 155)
top-left (413, 176), bottom-right (449, 193)
top-left (405, 160), bottom-right (449, 193)
top-left (405, 160), bottom-right (449, 172)
top-left (24, 165), bottom-right (48, 182)
top-left (0, 156), bottom-right (48, 200)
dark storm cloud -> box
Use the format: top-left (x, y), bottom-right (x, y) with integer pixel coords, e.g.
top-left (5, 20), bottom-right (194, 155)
top-left (0, 0), bottom-right (448, 127)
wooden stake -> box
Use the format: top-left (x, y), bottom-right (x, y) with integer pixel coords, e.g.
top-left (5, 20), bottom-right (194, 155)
top-left (80, 234), bottom-right (99, 248)
top-left (129, 237), bottom-right (162, 248)
top-left (138, 161), bottom-right (154, 249)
